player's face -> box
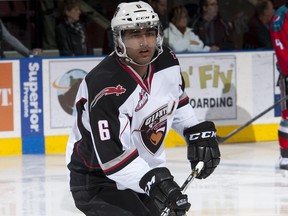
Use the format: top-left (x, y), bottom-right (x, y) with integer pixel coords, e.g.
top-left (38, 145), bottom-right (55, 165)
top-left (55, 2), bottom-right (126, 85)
top-left (122, 28), bottom-right (157, 65)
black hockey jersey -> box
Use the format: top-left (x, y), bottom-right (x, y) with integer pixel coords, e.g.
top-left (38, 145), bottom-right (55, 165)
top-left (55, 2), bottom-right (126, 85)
top-left (66, 46), bottom-right (199, 193)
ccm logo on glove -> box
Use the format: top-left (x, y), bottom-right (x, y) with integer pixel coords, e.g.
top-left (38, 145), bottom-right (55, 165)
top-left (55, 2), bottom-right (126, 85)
top-left (187, 131), bottom-right (216, 141)
top-left (144, 176), bottom-right (155, 196)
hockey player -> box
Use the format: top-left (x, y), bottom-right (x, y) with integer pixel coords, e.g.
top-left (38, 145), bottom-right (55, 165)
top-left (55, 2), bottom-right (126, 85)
top-left (270, 2), bottom-right (288, 170)
top-left (66, 1), bottom-right (221, 215)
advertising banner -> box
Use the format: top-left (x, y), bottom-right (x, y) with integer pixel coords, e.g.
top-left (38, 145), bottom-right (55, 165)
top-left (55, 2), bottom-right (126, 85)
top-left (250, 52), bottom-right (278, 119)
top-left (0, 62), bottom-right (14, 132)
top-left (43, 58), bottom-right (104, 134)
top-left (20, 58), bottom-right (44, 154)
top-left (178, 54), bottom-right (237, 120)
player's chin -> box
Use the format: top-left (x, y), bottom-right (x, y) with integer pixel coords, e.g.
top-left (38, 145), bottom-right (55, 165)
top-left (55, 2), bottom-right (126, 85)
top-left (138, 54), bottom-right (153, 64)
top-left (136, 57), bottom-right (153, 65)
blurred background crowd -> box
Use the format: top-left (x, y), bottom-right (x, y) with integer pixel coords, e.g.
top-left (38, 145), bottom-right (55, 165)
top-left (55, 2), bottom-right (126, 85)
top-left (0, 0), bottom-right (286, 57)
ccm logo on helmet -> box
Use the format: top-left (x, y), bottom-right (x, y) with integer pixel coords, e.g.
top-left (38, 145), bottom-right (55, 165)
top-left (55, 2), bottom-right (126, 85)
top-left (136, 16), bottom-right (150, 20)
top-left (188, 131), bottom-right (216, 141)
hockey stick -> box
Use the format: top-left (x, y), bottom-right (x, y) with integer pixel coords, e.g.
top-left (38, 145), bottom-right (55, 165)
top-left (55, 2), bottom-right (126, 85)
top-left (217, 95), bottom-right (288, 143)
top-left (161, 161), bottom-right (204, 216)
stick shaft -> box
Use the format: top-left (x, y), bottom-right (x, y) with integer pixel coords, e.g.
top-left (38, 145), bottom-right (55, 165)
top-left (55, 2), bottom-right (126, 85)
top-left (180, 161), bottom-right (204, 192)
top-left (161, 162), bottom-right (204, 216)
top-left (217, 95), bottom-right (288, 143)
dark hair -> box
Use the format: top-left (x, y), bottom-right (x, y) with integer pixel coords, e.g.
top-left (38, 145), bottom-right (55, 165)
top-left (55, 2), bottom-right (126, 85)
top-left (58, 0), bottom-right (80, 17)
top-left (255, 0), bottom-right (271, 16)
top-left (199, 0), bottom-right (209, 14)
top-left (169, 5), bottom-right (188, 23)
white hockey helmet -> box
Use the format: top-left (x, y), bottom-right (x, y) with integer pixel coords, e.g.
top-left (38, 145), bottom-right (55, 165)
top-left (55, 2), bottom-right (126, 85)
top-left (111, 1), bottom-right (163, 65)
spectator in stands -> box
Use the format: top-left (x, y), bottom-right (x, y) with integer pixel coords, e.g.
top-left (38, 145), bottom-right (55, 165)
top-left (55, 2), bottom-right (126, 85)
top-left (190, 0), bottom-right (234, 51)
top-left (55, 0), bottom-right (89, 56)
top-left (148, 0), bottom-right (169, 29)
top-left (102, 26), bottom-right (114, 55)
top-left (164, 5), bottom-right (210, 52)
top-left (0, 18), bottom-right (41, 57)
top-left (185, 1), bottom-right (200, 25)
top-left (242, 0), bottom-right (274, 50)
top-left (40, 0), bottom-right (58, 49)
top-left (102, 3), bottom-right (117, 55)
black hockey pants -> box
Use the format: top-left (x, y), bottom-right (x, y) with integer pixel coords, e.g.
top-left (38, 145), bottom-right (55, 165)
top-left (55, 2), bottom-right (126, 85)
top-left (72, 186), bottom-right (161, 216)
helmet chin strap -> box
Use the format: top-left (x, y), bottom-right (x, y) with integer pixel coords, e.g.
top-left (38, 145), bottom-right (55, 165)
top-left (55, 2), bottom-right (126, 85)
top-left (122, 48), bottom-right (163, 67)
top-left (116, 35), bottom-right (163, 67)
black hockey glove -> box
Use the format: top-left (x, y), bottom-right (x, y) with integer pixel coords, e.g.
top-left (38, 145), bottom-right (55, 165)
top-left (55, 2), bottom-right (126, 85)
top-left (184, 121), bottom-right (221, 179)
top-left (140, 167), bottom-right (191, 214)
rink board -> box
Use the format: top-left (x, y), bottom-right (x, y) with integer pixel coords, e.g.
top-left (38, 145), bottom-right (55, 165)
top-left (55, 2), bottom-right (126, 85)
top-left (0, 51), bottom-right (281, 155)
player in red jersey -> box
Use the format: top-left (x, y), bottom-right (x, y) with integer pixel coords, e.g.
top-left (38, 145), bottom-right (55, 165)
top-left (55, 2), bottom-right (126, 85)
top-left (270, 2), bottom-right (288, 170)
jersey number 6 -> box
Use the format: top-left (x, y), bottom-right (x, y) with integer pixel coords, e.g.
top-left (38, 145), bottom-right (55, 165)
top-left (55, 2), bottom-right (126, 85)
top-left (98, 120), bottom-right (111, 140)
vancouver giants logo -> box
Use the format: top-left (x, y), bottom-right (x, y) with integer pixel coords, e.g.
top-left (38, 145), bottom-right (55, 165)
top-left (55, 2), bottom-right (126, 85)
top-left (90, 84), bottom-right (126, 110)
top-left (135, 89), bottom-right (149, 112)
top-left (139, 105), bottom-right (168, 154)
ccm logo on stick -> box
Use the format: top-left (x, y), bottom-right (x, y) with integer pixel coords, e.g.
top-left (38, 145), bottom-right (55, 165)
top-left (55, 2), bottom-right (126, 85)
top-left (188, 131), bottom-right (216, 140)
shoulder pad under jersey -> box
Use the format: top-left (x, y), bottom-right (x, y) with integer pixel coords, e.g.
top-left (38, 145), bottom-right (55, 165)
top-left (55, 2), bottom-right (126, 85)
top-left (271, 5), bottom-right (288, 32)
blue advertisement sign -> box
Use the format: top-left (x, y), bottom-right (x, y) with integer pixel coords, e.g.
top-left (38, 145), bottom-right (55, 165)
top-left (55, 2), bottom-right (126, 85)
top-left (20, 58), bottom-right (44, 154)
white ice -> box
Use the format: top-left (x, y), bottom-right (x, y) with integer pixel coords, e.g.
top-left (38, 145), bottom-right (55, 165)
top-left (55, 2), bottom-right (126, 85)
top-left (0, 141), bottom-right (287, 216)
